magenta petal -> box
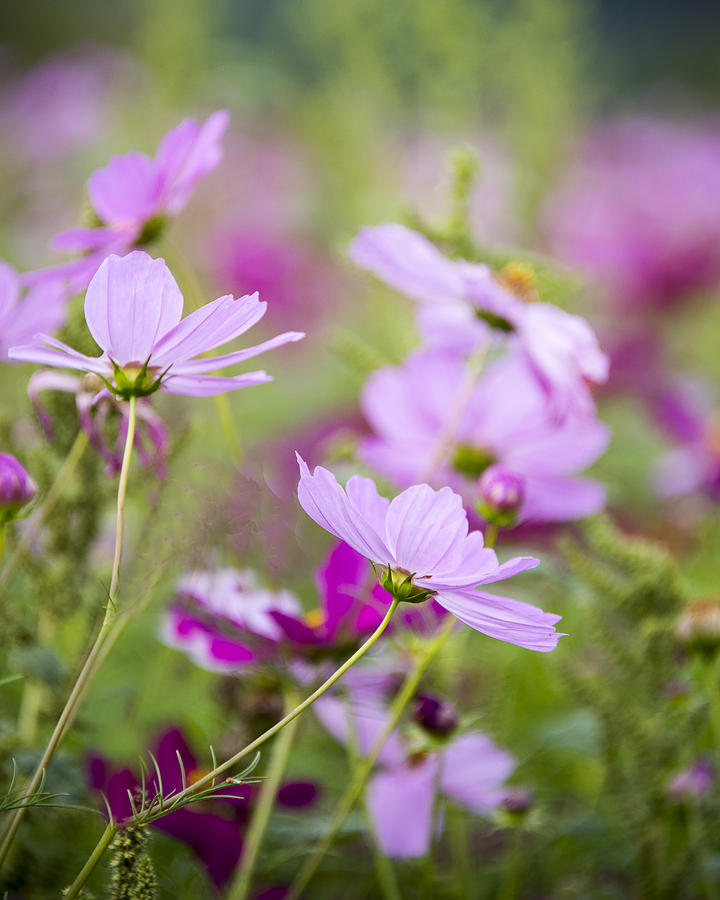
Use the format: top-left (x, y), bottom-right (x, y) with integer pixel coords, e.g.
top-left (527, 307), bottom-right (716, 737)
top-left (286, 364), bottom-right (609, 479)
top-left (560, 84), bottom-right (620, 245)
top-left (366, 759), bottom-right (439, 858)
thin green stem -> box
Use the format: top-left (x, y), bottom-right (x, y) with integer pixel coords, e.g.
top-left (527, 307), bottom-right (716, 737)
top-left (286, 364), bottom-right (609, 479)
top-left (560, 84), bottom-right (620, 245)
top-left (704, 656), bottom-right (720, 753)
top-left (214, 393), bottom-right (242, 465)
top-left (0, 400), bottom-right (136, 869)
top-left (498, 828), bottom-right (522, 900)
top-left (226, 687), bottom-right (302, 900)
top-left (286, 615), bottom-right (456, 900)
top-left (0, 430), bottom-right (88, 590)
top-left (0, 524), bottom-right (6, 564)
top-left (64, 598), bottom-right (401, 894)
top-left (64, 823), bottom-right (116, 900)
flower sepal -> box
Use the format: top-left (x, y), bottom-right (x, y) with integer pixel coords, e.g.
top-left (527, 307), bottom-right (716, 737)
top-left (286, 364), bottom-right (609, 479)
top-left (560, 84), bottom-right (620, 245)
top-left (378, 565), bottom-right (436, 605)
top-left (106, 358), bottom-right (168, 400)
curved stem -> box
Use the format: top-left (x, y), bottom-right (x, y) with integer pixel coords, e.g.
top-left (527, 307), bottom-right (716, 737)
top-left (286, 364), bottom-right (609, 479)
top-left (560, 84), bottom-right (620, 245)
top-left (63, 598), bottom-right (400, 895)
top-left (0, 399), bottom-right (136, 869)
top-left (286, 614), bottom-right (456, 900)
top-left (0, 430), bottom-right (88, 591)
top-left (226, 687), bottom-right (301, 900)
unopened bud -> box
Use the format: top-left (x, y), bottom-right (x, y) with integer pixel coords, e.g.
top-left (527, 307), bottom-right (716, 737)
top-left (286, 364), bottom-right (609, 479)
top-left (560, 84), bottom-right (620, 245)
top-left (413, 694), bottom-right (458, 737)
top-left (0, 453), bottom-right (37, 524)
top-left (476, 465), bottom-right (525, 528)
top-left (676, 599), bottom-right (720, 656)
top-left (502, 788), bottom-right (533, 816)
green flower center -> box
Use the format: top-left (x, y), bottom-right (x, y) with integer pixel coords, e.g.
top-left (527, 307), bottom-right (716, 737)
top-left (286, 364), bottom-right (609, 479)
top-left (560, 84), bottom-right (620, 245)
top-left (451, 443), bottom-right (496, 478)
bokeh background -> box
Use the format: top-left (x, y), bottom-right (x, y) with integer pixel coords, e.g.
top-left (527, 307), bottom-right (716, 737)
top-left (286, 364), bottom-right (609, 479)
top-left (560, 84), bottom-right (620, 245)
top-left (4, 1), bottom-right (720, 897)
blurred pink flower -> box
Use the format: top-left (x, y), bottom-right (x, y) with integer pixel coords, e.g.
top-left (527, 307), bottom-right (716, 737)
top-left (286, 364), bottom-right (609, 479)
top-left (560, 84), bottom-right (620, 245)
top-left (350, 224), bottom-right (608, 418)
top-left (10, 251), bottom-right (304, 398)
top-left (360, 349), bottom-right (609, 524)
top-left (296, 454), bottom-right (562, 651)
top-left (0, 262), bottom-right (67, 361)
top-left (545, 117), bottom-right (720, 313)
top-left (668, 758), bottom-right (715, 800)
top-left (22, 110), bottom-right (229, 293)
top-left (0, 453), bottom-right (36, 523)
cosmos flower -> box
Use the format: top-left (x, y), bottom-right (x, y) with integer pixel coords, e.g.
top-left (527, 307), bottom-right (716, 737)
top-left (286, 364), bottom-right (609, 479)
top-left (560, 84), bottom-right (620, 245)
top-left (296, 455), bottom-right (562, 651)
top-left (162, 542), bottom-right (439, 674)
top-left (317, 687), bottom-right (514, 858)
top-left (10, 251), bottom-right (304, 398)
top-left (22, 110), bottom-right (229, 293)
top-left (652, 376), bottom-right (720, 501)
top-left (349, 223), bottom-right (608, 418)
top-left (668, 759), bottom-right (715, 800)
top-left (0, 453), bottom-right (37, 524)
top-left (360, 349), bottom-right (609, 525)
top-left (87, 727), bottom-right (317, 889)
top-left (0, 262), bottom-right (67, 361)
top-left (545, 116), bottom-right (720, 313)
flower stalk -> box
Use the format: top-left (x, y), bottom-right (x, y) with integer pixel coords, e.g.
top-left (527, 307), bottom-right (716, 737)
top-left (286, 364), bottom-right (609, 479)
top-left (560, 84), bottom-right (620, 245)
top-left (0, 398), bottom-right (137, 868)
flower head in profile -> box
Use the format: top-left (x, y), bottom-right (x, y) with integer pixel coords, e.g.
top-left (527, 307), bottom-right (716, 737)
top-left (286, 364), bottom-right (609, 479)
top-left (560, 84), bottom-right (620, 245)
top-left (0, 262), bottom-right (67, 361)
top-left (350, 223), bottom-right (608, 418)
top-left (10, 251), bottom-right (304, 398)
top-left (360, 350), bottom-right (609, 525)
top-left (23, 110), bottom-right (229, 293)
top-left (296, 455), bottom-right (561, 651)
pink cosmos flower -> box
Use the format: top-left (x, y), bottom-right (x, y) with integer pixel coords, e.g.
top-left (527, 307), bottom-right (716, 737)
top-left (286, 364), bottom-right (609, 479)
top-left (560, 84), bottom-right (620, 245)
top-left (360, 349), bottom-right (609, 524)
top-left (9, 251), bottom-right (304, 398)
top-left (296, 455), bottom-right (562, 651)
top-left (668, 759), bottom-right (715, 800)
top-left (0, 262), bottom-right (67, 361)
top-left (652, 377), bottom-right (720, 500)
top-left (545, 117), bottom-right (720, 313)
top-left (349, 223), bottom-right (608, 418)
top-left (22, 110), bottom-right (229, 294)
top-left (317, 687), bottom-right (514, 857)
top-left (0, 453), bottom-right (37, 523)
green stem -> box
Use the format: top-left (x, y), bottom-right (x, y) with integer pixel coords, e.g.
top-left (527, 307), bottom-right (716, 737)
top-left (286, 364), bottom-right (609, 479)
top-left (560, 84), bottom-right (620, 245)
top-left (0, 400), bottom-right (136, 869)
top-left (286, 615), bottom-right (457, 900)
top-left (704, 656), bottom-right (720, 753)
top-left (0, 430), bottom-right (88, 590)
top-left (214, 393), bottom-right (242, 465)
top-left (0, 524), bottom-right (6, 564)
top-left (63, 598), bottom-right (401, 895)
top-left (226, 687), bottom-right (302, 900)
top-left (498, 828), bottom-right (523, 900)
top-left (64, 823), bottom-right (116, 899)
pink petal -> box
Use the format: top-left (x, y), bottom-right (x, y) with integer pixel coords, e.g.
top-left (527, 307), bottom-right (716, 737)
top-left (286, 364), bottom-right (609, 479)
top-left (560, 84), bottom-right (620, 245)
top-left (169, 330), bottom-right (304, 375)
top-left (84, 252), bottom-right (183, 361)
top-left (366, 759), bottom-right (440, 858)
top-left (161, 371), bottom-right (271, 396)
top-left (440, 733), bottom-right (515, 812)
top-left (435, 588), bottom-right (563, 651)
top-left (8, 335), bottom-right (108, 375)
top-left (88, 151), bottom-right (161, 225)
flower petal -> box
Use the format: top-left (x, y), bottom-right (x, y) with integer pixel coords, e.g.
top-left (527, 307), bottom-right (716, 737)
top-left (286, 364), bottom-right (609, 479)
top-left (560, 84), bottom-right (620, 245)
top-left (88, 151), bottom-right (161, 225)
top-left (169, 331), bottom-right (305, 375)
top-left (8, 335), bottom-right (108, 375)
top-left (366, 759), bottom-right (440, 858)
top-left (161, 371), bottom-right (271, 396)
top-left (84, 252), bottom-right (183, 361)
top-left (440, 733), bottom-right (514, 812)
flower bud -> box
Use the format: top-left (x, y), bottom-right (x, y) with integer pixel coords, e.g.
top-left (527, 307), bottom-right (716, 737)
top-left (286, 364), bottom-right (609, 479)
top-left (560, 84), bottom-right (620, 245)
top-left (412, 694), bottom-right (458, 737)
top-left (502, 788), bottom-right (533, 816)
top-left (675, 599), bottom-right (720, 656)
top-left (379, 566), bottom-right (436, 604)
top-left (476, 465), bottom-right (525, 528)
top-left (0, 453), bottom-right (37, 524)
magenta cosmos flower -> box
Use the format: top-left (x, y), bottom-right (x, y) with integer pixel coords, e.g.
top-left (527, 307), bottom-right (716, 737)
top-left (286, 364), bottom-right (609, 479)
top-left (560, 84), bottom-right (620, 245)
top-left (545, 117), bottom-right (720, 314)
top-left (10, 251), bottom-right (304, 398)
top-left (296, 455), bottom-right (561, 651)
top-left (22, 110), bottom-right (229, 293)
top-left (0, 262), bottom-right (67, 361)
top-left (350, 223), bottom-right (608, 419)
top-left (360, 349), bottom-right (609, 525)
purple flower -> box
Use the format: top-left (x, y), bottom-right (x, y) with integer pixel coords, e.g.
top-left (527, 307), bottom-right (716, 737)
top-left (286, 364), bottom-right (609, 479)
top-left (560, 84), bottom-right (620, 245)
top-left (10, 251), bottom-right (304, 398)
top-left (0, 262), bottom-right (67, 361)
top-left (296, 454), bottom-right (562, 651)
top-left (29, 370), bottom-right (168, 479)
top-left (0, 454), bottom-right (37, 523)
top-left (668, 759), bottom-right (715, 800)
top-left (545, 117), bottom-right (720, 313)
top-left (22, 110), bottom-right (229, 293)
top-left (317, 688), bottom-right (514, 858)
top-left (652, 377), bottom-right (720, 500)
top-left (88, 727), bottom-right (316, 889)
top-left (350, 224), bottom-right (608, 418)
top-left (360, 349), bottom-right (609, 525)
